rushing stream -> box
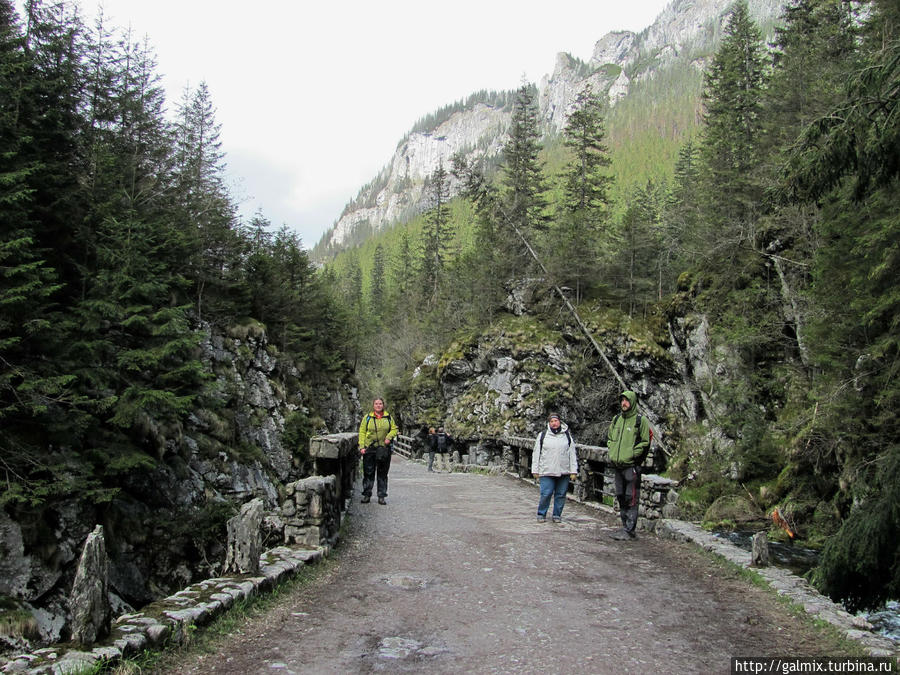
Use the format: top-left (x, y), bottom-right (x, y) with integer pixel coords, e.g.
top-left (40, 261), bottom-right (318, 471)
top-left (713, 530), bottom-right (899, 647)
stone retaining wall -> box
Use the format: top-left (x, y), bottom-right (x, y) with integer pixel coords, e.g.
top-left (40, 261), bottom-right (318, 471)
top-left (282, 476), bottom-right (341, 549)
top-left (1, 440), bottom-right (355, 675)
top-left (1, 547), bottom-right (325, 674)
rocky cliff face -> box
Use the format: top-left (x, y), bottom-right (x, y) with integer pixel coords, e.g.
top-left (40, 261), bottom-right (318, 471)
top-left (316, 0), bottom-right (786, 257)
top-left (327, 103), bottom-right (508, 249)
top-left (0, 323), bottom-right (358, 649)
top-left (401, 283), bottom-right (738, 474)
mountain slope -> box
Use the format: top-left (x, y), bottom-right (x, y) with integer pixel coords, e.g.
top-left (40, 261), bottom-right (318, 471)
top-left (312, 0), bottom-right (786, 260)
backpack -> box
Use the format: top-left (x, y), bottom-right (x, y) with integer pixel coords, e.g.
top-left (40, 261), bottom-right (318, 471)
top-left (365, 412), bottom-right (392, 426)
top-left (535, 427), bottom-right (574, 473)
top-left (436, 432), bottom-right (448, 451)
top-left (538, 428), bottom-right (572, 452)
top-left (364, 413), bottom-right (393, 440)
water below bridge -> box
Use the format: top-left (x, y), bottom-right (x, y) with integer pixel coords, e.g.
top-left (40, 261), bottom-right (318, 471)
top-left (163, 455), bottom-right (861, 674)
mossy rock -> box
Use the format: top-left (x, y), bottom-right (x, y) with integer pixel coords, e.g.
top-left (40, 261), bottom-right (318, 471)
top-left (702, 494), bottom-right (763, 526)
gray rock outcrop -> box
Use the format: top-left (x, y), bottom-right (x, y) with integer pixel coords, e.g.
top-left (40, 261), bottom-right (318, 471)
top-left (69, 526), bottom-right (110, 646)
top-left (0, 322), bottom-right (358, 654)
top-left (225, 499), bottom-right (264, 575)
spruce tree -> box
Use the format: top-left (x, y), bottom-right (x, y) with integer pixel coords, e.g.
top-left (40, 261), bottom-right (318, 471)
top-left (19, 0), bottom-right (88, 296)
top-left (172, 81), bottom-right (240, 323)
top-left (451, 152), bottom-right (504, 318)
top-left (616, 181), bottom-right (664, 315)
top-left (419, 161), bottom-right (450, 303)
top-left (662, 140), bottom-right (703, 284)
top-left (370, 243), bottom-right (386, 320)
top-left (499, 84), bottom-right (547, 274)
top-left (782, 0), bottom-right (900, 611)
top-left (698, 0), bottom-right (767, 251)
top-left (388, 229), bottom-right (412, 308)
top-left (555, 86), bottom-right (612, 301)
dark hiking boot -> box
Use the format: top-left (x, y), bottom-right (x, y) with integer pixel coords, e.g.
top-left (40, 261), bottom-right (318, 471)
top-left (361, 495), bottom-right (370, 503)
top-left (378, 497), bottom-right (387, 505)
top-left (610, 529), bottom-right (633, 541)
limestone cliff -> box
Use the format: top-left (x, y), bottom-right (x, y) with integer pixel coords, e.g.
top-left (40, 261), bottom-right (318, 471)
top-left (315, 0), bottom-right (786, 258)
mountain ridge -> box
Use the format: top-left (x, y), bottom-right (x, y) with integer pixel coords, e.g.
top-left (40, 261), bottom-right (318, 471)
top-left (312, 0), bottom-right (785, 260)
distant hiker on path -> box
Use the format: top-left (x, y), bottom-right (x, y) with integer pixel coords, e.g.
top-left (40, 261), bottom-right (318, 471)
top-left (358, 398), bottom-right (398, 505)
top-left (607, 390), bottom-right (651, 540)
top-left (427, 426), bottom-right (452, 473)
top-left (532, 413), bottom-right (578, 523)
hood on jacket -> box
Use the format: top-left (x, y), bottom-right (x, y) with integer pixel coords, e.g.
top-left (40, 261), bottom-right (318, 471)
top-left (546, 421), bottom-right (570, 434)
top-left (620, 390), bottom-right (638, 417)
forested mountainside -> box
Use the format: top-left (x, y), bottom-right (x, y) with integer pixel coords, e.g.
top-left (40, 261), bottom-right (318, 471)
top-left (0, 0), bottom-right (358, 649)
top-left (1, 0), bottom-right (898, 655)
top-left (322, 0), bottom-right (900, 616)
top-left (311, 0), bottom-right (787, 259)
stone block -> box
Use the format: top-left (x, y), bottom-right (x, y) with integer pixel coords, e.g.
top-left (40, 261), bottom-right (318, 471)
top-left (309, 494), bottom-right (323, 519)
top-left (750, 531), bottom-right (770, 567)
top-left (225, 498), bottom-right (263, 575)
top-left (146, 623), bottom-right (170, 645)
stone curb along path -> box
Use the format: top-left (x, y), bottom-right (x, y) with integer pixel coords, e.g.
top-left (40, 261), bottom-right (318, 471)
top-left (655, 519), bottom-right (898, 658)
top-left (1, 546), bottom-right (326, 674)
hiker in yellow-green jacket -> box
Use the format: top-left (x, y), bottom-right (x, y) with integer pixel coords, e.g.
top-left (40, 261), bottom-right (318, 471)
top-left (606, 390), bottom-right (650, 540)
top-left (358, 398), bottom-right (399, 505)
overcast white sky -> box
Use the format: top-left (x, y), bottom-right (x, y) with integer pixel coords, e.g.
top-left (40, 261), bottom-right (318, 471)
top-left (44, 0), bottom-right (672, 246)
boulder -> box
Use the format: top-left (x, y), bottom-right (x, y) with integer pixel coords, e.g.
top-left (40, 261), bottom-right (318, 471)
top-left (224, 498), bottom-right (264, 575)
top-left (69, 525), bottom-right (111, 645)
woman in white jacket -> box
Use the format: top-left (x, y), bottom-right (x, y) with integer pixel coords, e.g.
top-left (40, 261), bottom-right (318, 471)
top-left (531, 413), bottom-right (578, 523)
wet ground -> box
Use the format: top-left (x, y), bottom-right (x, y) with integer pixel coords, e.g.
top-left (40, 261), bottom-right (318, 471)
top-left (161, 456), bottom-right (853, 674)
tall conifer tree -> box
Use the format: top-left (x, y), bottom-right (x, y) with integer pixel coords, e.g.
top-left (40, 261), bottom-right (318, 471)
top-left (698, 0), bottom-right (766, 250)
top-left (172, 81), bottom-right (239, 323)
top-left (499, 84), bottom-right (547, 273)
top-left (556, 86), bottom-right (612, 301)
top-left (419, 161), bottom-right (450, 303)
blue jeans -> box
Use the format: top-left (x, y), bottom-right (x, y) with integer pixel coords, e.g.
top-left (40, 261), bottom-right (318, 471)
top-left (537, 475), bottom-right (570, 518)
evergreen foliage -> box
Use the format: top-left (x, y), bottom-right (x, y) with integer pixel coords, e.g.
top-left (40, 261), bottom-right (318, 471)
top-left (698, 0), bottom-right (767, 251)
top-left (498, 84), bottom-right (548, 272)
top-left (551, 86), bottom-right (613, 302)
top-left (0, 1), bottom-right (352, 514)
top-left (418, 162), bottom-right (451, 303)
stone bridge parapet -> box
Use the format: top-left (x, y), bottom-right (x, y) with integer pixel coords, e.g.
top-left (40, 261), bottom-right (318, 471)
top-left (504, 434), bottom-right (679, 529)
top-left (308, 432), bottom-right (358, 509)
top-left (401, 432), bottom-right (679, 528)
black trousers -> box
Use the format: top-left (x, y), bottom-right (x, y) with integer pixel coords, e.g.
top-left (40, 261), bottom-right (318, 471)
top-left (613, 466), bottom-right (641, 534)
top-left (362, 448), bottom-right (391, 498)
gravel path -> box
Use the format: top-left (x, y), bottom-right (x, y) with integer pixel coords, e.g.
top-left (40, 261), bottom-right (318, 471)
top-left (164, 455), bottom-right (849, 674)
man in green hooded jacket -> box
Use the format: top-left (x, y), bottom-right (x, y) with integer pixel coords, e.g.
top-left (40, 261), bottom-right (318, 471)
top-left (606, 390), bottom-right (650, 540)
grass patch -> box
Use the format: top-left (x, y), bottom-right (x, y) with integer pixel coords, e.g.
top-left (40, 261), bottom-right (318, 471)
top-left (688, 547), bottom-right (890, 662)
